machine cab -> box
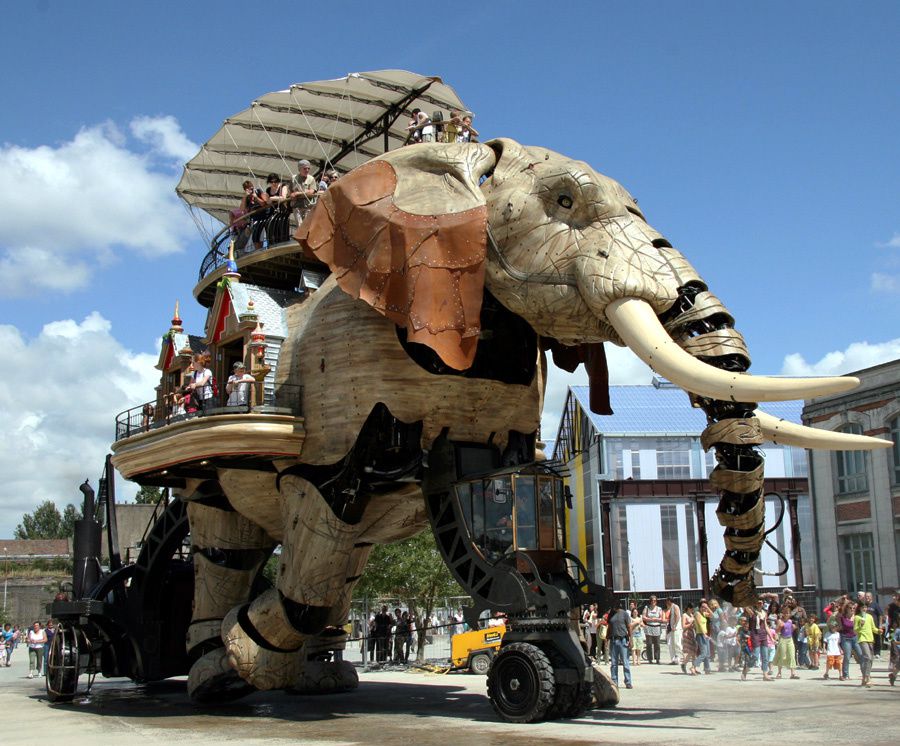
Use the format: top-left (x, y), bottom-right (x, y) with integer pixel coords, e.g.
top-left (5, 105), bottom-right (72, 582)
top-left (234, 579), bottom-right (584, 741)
top-left (453, 465), bottom-right (568, 565)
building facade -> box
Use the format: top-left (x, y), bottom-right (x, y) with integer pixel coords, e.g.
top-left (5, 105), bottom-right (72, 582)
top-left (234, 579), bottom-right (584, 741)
top-left (803, 359), bottom-right (900, 597)
top-left (553, 379), bottom-right (813, 595)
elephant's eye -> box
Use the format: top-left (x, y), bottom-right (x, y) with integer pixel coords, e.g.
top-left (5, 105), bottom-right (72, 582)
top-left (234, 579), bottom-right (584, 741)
top-left (557, 194), bottom-right (573, 209)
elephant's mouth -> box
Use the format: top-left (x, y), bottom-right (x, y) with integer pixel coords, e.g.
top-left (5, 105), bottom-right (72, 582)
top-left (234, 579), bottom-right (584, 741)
top-left (603, 282), bottom-right (885, 604)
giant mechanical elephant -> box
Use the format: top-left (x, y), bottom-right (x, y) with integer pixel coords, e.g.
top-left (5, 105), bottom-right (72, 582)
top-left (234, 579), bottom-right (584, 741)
top-left (184, 138), bottom-right (888, 703)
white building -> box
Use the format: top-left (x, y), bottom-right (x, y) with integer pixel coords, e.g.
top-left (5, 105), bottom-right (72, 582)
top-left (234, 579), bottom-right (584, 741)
top-left (552, 379), bottom-right (813, 595)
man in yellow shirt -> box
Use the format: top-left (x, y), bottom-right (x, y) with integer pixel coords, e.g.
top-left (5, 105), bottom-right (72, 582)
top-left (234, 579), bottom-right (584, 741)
top-left (855, 602), bottom-right (878, 687)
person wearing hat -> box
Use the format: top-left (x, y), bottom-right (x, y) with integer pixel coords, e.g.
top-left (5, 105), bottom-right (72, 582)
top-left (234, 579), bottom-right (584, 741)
top-left (226, 361), bottom-right (255, 407)
top-left (290, 159), bottom-right (318, 226)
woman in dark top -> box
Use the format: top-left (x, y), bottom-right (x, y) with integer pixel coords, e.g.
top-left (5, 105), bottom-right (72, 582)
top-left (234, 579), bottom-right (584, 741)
top-left (838, 600), bottom-right (862, 681)
top-left (750, 600), bottom-right (774, 681)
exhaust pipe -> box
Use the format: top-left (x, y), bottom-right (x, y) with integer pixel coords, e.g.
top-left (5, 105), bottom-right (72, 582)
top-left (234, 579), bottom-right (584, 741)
top-left (72, 480), bottom-right (103, 599)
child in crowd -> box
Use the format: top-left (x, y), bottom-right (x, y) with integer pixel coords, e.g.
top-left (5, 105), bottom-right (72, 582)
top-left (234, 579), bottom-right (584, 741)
top-left (823, 627), bottom-right (842, 680)
top-left (738, 616), bottom-right (753, 681)
top-left (889, 626), bottom-right (900, 686)
top-left (805, 614), bottom-right (822, 669)
top-left (630, 608), bottom-right (645, 666)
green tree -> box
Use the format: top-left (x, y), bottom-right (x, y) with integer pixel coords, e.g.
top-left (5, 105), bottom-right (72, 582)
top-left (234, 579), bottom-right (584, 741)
top-left (14, 500), bottom-right (81, 539)
top-left (61, 503), bottom-right (82, 537)
top-left (134, 486), bottom-right (165, 504)
top-left (354, 530), bottom-right (463, 661)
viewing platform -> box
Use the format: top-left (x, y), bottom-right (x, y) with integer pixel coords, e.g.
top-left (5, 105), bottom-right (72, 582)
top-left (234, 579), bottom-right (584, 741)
top-left (110, 383), bottom-right (305, 487)
top-left (194, 211), bottom-right (328, 306)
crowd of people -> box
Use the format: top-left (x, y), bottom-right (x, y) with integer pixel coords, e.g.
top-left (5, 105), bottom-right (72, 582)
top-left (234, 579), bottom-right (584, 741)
top-left (0, 620), bottom-right (56, 678)
top-left (406, 108), bottom-right (478, 144)
top-left (228, 159), bottom-right (340, 252)
top-left (226, 108), bottom-right (480, 251)
top-left (583, 589), bottom-right (900, 690)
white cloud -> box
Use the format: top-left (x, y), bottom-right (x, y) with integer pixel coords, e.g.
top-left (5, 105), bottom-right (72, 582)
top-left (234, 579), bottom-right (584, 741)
top-left (0, 313), bottom-right (159, 536)
top-left (131, 115), bottom-right (198, 163)
top-left (541, 344), bottom-right (653, 441)
top-left (0, 117), bottom-right (198, 298)
top-left (781, 338), bottom-right (900, 377)
top-left (875, 232), bottom-right (900, 249)
top-left (871, 272), bottom-right (900, 293)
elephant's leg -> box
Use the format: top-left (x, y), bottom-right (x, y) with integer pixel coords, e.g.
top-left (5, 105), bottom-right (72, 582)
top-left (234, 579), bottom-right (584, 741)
top-left (185, 501), bottom-right (275, 702)
top-left (221, 474), bottom-right (362, 691)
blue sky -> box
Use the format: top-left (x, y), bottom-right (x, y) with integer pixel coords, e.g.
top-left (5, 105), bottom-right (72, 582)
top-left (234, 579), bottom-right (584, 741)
top-left (1, 1), bottom-right (898, 533)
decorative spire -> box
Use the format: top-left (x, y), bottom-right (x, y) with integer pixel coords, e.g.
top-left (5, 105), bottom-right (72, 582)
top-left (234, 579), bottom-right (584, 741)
top-left (250, 321), bottom-right (267, 363)
top-left (239, 298), bottom-right (258, 324)
top-left (170, 299), bottom-right (183, 334)
top-left (224, 238), bottom-right (241, 282)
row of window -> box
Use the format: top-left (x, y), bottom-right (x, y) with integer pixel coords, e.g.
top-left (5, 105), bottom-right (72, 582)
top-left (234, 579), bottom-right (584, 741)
top-left (834, 418), bottom-right (900, 494)
top-left (607, 436), bottom-right (808, 481)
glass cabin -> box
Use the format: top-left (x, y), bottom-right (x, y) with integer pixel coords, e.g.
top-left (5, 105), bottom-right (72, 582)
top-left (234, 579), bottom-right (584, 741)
top-left (454, 466), bottom-right (567, 564)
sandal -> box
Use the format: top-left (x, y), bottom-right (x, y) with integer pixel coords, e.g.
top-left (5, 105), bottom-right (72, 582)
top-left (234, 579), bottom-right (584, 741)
top-left (790, 674), bottom-right (800, 680)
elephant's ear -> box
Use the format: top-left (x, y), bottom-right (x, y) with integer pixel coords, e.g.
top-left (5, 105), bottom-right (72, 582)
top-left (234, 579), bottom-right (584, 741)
top-left (296, 143), bottom-right (497, 370)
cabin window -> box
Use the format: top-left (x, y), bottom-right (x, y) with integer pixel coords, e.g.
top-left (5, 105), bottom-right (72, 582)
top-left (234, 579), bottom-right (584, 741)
top-left (537, 477), bottom-right (557, 550)
top-left (514, 475), bottom-right (537, 550)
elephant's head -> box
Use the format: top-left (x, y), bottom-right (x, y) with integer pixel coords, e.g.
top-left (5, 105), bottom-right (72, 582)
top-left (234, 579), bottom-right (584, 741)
top-left (296, 139), bottom-right (889, 603)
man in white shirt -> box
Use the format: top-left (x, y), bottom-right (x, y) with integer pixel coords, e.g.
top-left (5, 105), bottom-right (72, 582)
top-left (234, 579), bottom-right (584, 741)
top-left (290, 159), bottom-right (318, 226)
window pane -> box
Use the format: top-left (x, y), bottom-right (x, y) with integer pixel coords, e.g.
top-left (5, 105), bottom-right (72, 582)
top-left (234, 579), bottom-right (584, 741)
top-left (514, 476), bottom-right (537, 550)
top-left (660, 505), bottom-right (680, 589)
top-left (483, 478), bottom-right (513, 559)
top-left (537, 477), bottom-right (556, 550)
top-left (836, 424), bottom-right (867, 493)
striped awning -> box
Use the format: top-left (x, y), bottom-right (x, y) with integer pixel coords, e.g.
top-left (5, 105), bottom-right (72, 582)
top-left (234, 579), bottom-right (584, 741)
top-left (176, 70), bottom-right (469, 225)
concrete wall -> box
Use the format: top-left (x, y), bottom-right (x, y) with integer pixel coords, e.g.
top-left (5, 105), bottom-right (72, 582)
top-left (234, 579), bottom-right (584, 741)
top-left (101, 504), bottom-right (158, 563)
top-left (1, 577), bottom-right (69, 625)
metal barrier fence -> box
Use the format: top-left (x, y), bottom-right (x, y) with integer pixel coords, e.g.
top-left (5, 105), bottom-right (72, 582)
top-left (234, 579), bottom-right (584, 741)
top-left (198, 199), bottom-right (319, 282)
top-left (114, 382), bottom-right (303, 441)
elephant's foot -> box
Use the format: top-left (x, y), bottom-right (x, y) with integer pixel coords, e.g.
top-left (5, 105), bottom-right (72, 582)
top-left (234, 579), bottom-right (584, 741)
top-left (221, 592), bottom-right (306, 691)
top-left (290, 659), bottom-right (359, 695)
top-left (187, 648), bottom-right (256, 704)
top-left (590, 662), bottom-right (619, 709)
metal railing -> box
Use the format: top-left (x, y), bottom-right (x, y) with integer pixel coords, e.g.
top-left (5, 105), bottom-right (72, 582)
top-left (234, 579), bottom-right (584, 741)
top-left (114, 382), bottom-right (303, 441)
top-left (198, 197), bottom-right (319, 282)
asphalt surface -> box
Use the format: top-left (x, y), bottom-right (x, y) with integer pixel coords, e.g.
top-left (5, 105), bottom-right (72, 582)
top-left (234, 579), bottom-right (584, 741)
top-left (1, 648), bottom-right (897, 745)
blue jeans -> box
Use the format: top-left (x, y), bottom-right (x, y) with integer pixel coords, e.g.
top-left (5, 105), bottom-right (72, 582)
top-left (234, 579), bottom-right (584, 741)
top-left (695, 633), bottom-right (711, 673)
top-left (840, 636), bottom-right (862, 678)
top-left (755, 643), bottom-right (769, 673)
top-left (797, 640), bottom-right (809, 667)
top-left (610, 637), bottom-right (632, 687)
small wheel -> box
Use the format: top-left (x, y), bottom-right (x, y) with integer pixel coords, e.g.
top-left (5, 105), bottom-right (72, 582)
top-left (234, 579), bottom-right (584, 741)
top-left (45, 624), bottom-right (80, 703)
top-left (469, 652), bottom-right (491, 676)
top-left (487, 642), bottom-right (555, 723)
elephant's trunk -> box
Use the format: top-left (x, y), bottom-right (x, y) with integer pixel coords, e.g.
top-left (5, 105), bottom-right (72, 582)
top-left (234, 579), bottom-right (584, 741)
top-left (604, 281), bottom-right (880, 605)
top-left (660, 282), bottom-right (765, 605)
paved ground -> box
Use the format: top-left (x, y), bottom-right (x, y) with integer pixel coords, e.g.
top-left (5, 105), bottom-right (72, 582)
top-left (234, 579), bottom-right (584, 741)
top-left (1, 649), bottom-right (897, 745)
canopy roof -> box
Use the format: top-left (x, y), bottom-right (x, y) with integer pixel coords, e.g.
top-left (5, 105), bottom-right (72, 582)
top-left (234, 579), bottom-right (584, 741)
top-left (176, 70), bottom-right (469, 226)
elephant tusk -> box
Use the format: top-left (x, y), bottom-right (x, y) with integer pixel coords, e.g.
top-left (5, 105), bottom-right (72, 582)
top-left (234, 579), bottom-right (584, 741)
top-left (755, 410), bottom-right (891, 450)
top-left (605, 298), bottom-right (860, 403)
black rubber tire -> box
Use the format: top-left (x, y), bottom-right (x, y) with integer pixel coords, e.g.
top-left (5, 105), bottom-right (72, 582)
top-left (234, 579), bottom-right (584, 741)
top-left (469, 652), bottom-right (491, 676)
top-left (543, 646), bottom-right (592, 720)
top-left (487, 642), bottom-right (555, 723)
top-left (45, 625), bottom-right (79, 703)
